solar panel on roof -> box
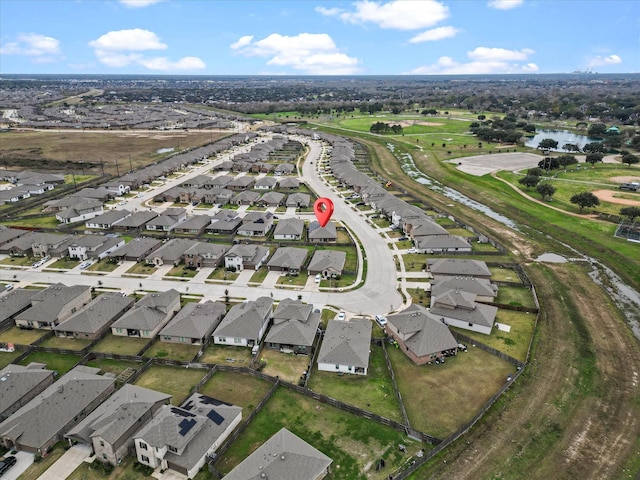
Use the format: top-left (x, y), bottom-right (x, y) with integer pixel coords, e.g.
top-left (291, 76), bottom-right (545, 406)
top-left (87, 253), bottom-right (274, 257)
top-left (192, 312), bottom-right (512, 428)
top-left (171, 407), bottom-right (195, 418)
top-left (182, 400), bottom-right (195, 411)
top-left (207, 409), bottom-right (225, 425)
top-left (198, 395), bottom-right (230, 406)
top-left (178, 418), bottom-right (197, 436)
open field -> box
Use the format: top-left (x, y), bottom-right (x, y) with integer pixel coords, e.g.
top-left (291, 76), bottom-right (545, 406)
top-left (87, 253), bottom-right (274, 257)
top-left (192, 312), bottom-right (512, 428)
top-left (91, 334), bottom-right (149, 356)
top-left (144, 340), bottom-right (200, 362)
top-left (0, 326), bottom-right (47, 345)
top-left (259, 348), bottom-right (309, 383)
top-left (0, 130), bottom-right (225, 174)
top-left (308, 343), bottom-right (404, 422)
top-left (199, 370), bottom-right (273, 411)
top-left (133, 365), bottom-right (207, 405)
top-left (215, 387), bottom-right (426, 480)
top-left (19, 351), bottom-right (81, 375)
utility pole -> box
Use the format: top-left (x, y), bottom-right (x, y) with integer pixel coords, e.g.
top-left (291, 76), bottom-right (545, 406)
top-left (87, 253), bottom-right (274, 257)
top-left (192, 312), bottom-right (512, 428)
top-left (115, 160), bottom-right (120, 177)
top-left (99, 159), bottom-right (105, 176)
top-left (128, 155), bottom-right (133, 172)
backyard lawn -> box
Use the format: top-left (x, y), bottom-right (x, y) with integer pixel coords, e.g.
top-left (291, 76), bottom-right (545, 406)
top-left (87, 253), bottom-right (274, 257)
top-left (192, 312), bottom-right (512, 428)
top-left (19, 351), bottom-right (81, 375)
top-left (91, 334), bottom-right (150, 356)
top-left (144, 341), bottom-right (200, 362)
top-left (134, 365), bottom-right (208, 405)
top-left (215, 387), bottom-right (426, 480)
top-left (85, 357), bottom-right (142, 377)
top-left (260, 349), bottom-right (310, 384)
top-left (388, 345), bottom-right (515, 438)
top-left (199, 369), bottom-right (273, 411)
top-left (39, 335), bottom-right (91, 351)
top-left (200, 343), bottom-right (253, 366)
top-left (496, 285), bottom-right (538, 309)
top-left (0, 351), bottom-right (21, 369)
top-left (489, 266), bottom-right (523, 283)
top-left (308, 343), bottom-right (404, 423)
top-left (0, 326), bottom-right (47, 345)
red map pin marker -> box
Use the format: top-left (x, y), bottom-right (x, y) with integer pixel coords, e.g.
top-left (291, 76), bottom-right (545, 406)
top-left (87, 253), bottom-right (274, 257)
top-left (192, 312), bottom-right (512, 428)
top-left (313, 197), bottom-right (334, 228)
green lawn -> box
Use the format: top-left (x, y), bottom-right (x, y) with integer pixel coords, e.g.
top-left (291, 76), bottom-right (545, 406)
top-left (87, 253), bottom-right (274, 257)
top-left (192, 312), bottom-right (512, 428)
top-left (91, 334), bottom-right (150, 356)
top-left (0, 351), bottom-right (21, 369)
top-left (85, 357), bottom-right (142, 377)
top-left (134, 365), bottom-right (208, 405)
top-left (260, 349), bottom-right (310, 384)
top-left (38, 335), bottom-right (91, 351)
top-left (165, 265), bottom-right (197, 278)
top-left (308, 344), bottom-right (404, 422)
top-left (1, 215), bottom-right (59, 229)
top-left (199, 370), bottom-right (273, 411)
top-left (489, 267), bottom-right (523, 283)
top-left (276, 272), bottom-right (308, 287)
top-left (320, 273), bottom-right (357, 288)
top-left (249, 267), bottom-right (269, 284)
top-left (47, 257), bottom-right (80, 269)
top-left (388, 344), bottom-right (514, 438)
top-left (144, 341), bottom-right (200, 362)
top-left (496, 286), bottom-right (538, 309)
top-left (403, 254), bottom-right (428, 272)
top-left (208, 269), bottom-right (240, 282)
top-left (0, 256), bottom-right (35, 266)
top-left (215, 387), bottom-right (426, 480)
top-left (200, 343), bottom-right (253, 365)
top-left (19, 351), bottom-right (81, 375)
top-left (125, 262), bottom-right (157, 275)
top-left (0, 326), bottom-right (47, 345)
top-left (87, 259), bottom-right (119, 272)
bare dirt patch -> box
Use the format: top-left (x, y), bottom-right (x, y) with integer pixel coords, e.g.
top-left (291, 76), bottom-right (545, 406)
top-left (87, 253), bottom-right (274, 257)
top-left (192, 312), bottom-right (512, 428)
top-left (396, 120), bottom-right (444, 128)
top-left (593, 189), bottom-right (640, 206)
top-left (609, 176), bottom-right (640, 184)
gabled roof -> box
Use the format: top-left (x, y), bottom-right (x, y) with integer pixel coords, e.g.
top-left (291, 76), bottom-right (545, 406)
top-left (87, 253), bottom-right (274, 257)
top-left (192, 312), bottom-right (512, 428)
top-left (160, 301), bottom-right (226, 339)
top-left (307, 250), bottom-right (346, 273)
top-left (0, 364), bottom-right (54, 415)
top-left (176, 215), bottom-right (211, 230)
top-left (386, 305), bottom-right (457, 358)
top-left (183, 242), bottom-right (229, 258)
top-left (111, 289), bottom-right (180, 331)
top-left (427, 258), bottom-right (491, 277)
top-left (214, 297), bottom-right (273, 339)
top-left (430, 290), bottom-right (498, 328)
top-left (255, 176), bottom-right (278, 188)
top-left (308, 221), bottom-right (337, 240)
top-left (0, 226), bottom-right (26, 246)
top-left (65, 384), bottom-right (171, 445)
top-left (273, 218), bottom-right (304, 236)
top-left (317, 319), bottom-right (372, 369)
top-left (150, 238), bottom-right (199, 262)
top-left (415, 235), bottom-right (470, 249)
top-left (0, 366), bottom-right (115, 451)
top-left (55, 294), bottom-right (135, 334)
top-left (223, 428), bottom-right (332, 480)
top-left (0, 288), bottom-right (38, 321)
top-left (266, 300), bottom-right (319, 347)
top-left (108, 237), bottom-right (162, 258)
top-left (15, 284), bottom-right (90, 324)
top-left (267, 247), bottom-right (308, 270)
top-left (431, 277), bottom-right (497, 299)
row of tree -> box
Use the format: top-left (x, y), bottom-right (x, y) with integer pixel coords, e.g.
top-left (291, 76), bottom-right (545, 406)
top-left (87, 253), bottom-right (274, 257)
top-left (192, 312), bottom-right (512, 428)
top-left (369, 122), bottom-right (403, 134)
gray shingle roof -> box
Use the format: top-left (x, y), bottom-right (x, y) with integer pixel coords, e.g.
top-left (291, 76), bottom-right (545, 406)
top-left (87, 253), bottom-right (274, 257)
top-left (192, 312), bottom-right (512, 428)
top-left (317, 319), bottom-right (372, 369)
top-left (223, 428), bottom-right (332, 480)
top-left (387, 305), bottom-right (457, 358)
top-left (307, 250), bottom-right (346, 273)
top-left (111, 289), bottom-right (180, 331)
top-left (308, 221), bottom-right (337, 240)
top-left (427, 258), bottom-right (491, 277)
top-left (267, 247), bottom-right (308, 270)
top-left (108, 237), bottom-right (162, 259)
top-left (431, 277), bottom-right (497, 299)
top-left (54, 294), bottom-right (135, 335)
top-left (15, 284), bottom-right (90, 324)
top-left (160, 301), bottom-right (226, 339)
top-left (214, 297), bottom-right (273, 340)
top-left (0, 288), bottom-right (37, 321)
top-left (265, 299), bottom-right (319, 347)
top-left (0, 364), bottom-right (54, 416)
top-left (430, 290), bottom-right (498, 328)
top-left (150, 238), bottom-right (199, 263)
top-left (273, 218), bottom-right (304, 237)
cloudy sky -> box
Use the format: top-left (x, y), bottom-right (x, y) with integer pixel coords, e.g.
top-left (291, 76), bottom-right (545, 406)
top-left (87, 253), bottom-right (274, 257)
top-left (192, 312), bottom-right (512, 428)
top-left (0, 0), bottom-right (637, 75)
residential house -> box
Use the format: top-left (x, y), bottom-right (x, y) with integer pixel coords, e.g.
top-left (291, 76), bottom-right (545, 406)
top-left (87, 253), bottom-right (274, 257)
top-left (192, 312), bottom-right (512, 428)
top-left (0, 188), bottom-right (30, 204)
top-left (0, 226), bottom-right (26, 249)
top-left (227, 176), bottom-right (255, 191)
top-left (413, 235), bottom-right (471, 254)
top-left (147, 238), bottom-right (198, 266)
top-left (211, 188), bottom-right (234, 205)
top-left (427, 258), bottom-right (491, 279)
top-left (267, 247), bottom-right (308, 275)
top-left (183, 242), bottom-right (229, 269)
top-left (213, 297), bottom-right (273, 347)
top-left (65, 385), bottom-right (171, 466)
top-left (214, 160), bottom-right (234, 172)
top-left (0, 366), bottom-right (116, 455)
top-left (430, 277), bottom-right (498, 304)
top-left (68, 236), bottom-right (125, 261)
top-left (223, 428), bottom-right (332, 480)
top-left (134, 394), bottom-right (242, 479)
top-left (278, 177), bottom-right (300, 191)
top-left (307, 250), bottom-right (347, 278)
top-left (257, 191), bottom-right (286, 207)
top-left (237, 212), bottom-right (274, 237)
top-left (308, 221), bottom-right (338, 243)
top-left (153, 186), bottom-right (185, 203)
top-left (173, 215), bottom-right (211, 235)
top-left (56, 199), bottom-right (104, 224)
top-left (30, 232), bottom-right (73, 257)
top-left (231, 190), bottom-right (260, 206)
top-left (111, 289), bottom-right (181, 339)
top-left (273, 218), bottom-right (304, 240)
top-left (112, 211), bottom-right (159, 231)
top-left (159, 301), bottom-right (226, 345)
top-left (406, 219), bottom-right (448, 238)
top-left (85, 209), bottom-right (132, 229)
top-left (317, 318), bottom-right (372, 375)
top-left (206, 175), bottom-right (233, 189)
top-left (274, 163), bottom-right (295, 176)
top-left (224, 244), bottom-right (270, 271)
top-left (180, 175), bottom-right (211, 189)
top-left (0, 288), bottom-right (38, 324)
top-left (15, 284), bottom-right (92, 330)
top-left (265, 299), bottom-right (320, 355)
top-left (385, 304), bottom-right (458, 365)
top-left (206, 211), bottom-right (242, 235)
top-left (429, 289), bottom-right (498, 335)
top-left (145, 208), bottom-right (187, 232)
top-left (0, 363), bottom-right (56, 422)
top-left (54, 294), bottom-right (135, 340)
top-left (254, 177), bottom-right (277, 190)
top-left (107, 238), bottom-right (162, 263)
top-left (285, 192), bottom-right (311, 208)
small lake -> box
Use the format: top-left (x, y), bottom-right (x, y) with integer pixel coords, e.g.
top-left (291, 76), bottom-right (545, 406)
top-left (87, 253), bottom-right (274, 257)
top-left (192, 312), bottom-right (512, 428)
top-left (524, 129), bottom-right (600, 151)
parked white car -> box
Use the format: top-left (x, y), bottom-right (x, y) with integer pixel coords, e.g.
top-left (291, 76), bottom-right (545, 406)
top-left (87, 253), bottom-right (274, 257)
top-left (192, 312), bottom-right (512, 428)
top-left (337, 311), bottom-right (346, 321)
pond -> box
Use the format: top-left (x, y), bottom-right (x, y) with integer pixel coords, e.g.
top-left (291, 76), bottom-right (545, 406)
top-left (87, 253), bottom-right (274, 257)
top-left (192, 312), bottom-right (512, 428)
top-left (524, 129), bottom-right (600, 151)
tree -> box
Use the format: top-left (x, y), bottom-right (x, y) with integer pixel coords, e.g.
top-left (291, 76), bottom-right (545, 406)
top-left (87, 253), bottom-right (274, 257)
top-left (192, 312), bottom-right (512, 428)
top-left (570, 192), bottom-right (600, 213)
top-left (527, 167), bottom-right (544, 177)
top-left (538, 138), bottom-right (559, 150)
top-left (563, 143), bottom-right (580, 153)
top-left (585, 152), bottom-right (604, 166)
top-left (477, 114), bottom-right (486, 120)
top-left (620, 206), bottom-right (640, 223)
top-left (557, 154), bottom-right (578, 167)
top-left (587, 123), bottom-right (607, 137)
top-left (536, 182), bottom-right (556, 200)
top-left (519, 175), bottom-right (541, 190)
top-left (583, 142), bottom-right (606, 154)
top-left (621, 153), bottom-right (639, 168)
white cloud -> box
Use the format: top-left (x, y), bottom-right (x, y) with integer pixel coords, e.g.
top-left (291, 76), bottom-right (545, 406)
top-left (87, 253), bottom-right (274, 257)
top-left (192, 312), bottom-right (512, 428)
top-left (89, 29), bottom-right (204, 71)
top-left (468, 47), bottom-right (534, 62)
top-left (408, 47), bottom-right (537, 74)
top-left (320, 0), bottom-right (449, 30)
top-left (138, 56), bottom-right (206, 71)
top-left (409, 26), bottom-right (459, 43)
top-left (587, 54), bottom-right (622, 67)
top-left (488, 0), bottom-right (524, 10)
top-left (0, 33), bottom-right (61, 60)
top-left (119, 0), bottom-right (164, 8)
top-left (231, 32), bottom-right (360, 74)
top-left (89, 29), bottom-right (167, 51)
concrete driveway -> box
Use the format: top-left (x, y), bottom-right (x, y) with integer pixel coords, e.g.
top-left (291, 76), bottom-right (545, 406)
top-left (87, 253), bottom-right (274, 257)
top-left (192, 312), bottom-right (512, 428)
top-left (1, 451), bottom-right (34, 480)
top-left (38, 444), bottom-right (92, 480)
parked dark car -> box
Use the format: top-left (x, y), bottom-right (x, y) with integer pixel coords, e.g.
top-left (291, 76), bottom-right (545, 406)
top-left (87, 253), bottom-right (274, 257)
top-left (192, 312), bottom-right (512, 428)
top-left (0, 456), bottom-right (17, 477)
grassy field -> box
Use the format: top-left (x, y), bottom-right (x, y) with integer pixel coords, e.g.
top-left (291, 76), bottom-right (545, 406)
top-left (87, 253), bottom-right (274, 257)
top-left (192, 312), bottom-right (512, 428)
top-left (133, 365), bottom-right (207, 405)
top-left (165, 265), bottom-right (197, 278)
top-left (48, 257), bottom-right (80, 269)
top-left (248, 267), bottom-right (269, 284)
top-left (308, 344), bottom-right (404, 422)
top-left (0, 256), bottom-right (36, 266)
top-left (496, 285), bottom-right (537, 309)
top-left (200, 343), bottom-right (253, 365)
top-left (1, 215), bottom-right (59, 229)
top-left (207, 268), bottom-right (239, 282)
top-left (0, 351), bottom-right (21, 369)
top-left (453, 310), bottom-right (536, 362)
top-left (38, 335), bottom-right (91, 350)
top-left (215, 387), bottom-right (426, 480)
top-left (388, 345), bottom-right (514, 438)
top-left (0, 326), bottom-right (47, 345)
top-left (87, 259), bottom-right (119, 272)
top-left (489, 266), bottom-right (522, 283)
top-left (125, 262), bottom-right (156, 275)
top-left (260, 348), bottom-right (310, 383)
top-left (199, 370), bottom-right (273, 411)
top-left (144, 340), bottom-right (200, 362)
top-left (0, 130), bottom-right (224, 175)
top-left (19, 351), bottom-right (81, 375)
top-left (91, 334), bottom-right (150, 356)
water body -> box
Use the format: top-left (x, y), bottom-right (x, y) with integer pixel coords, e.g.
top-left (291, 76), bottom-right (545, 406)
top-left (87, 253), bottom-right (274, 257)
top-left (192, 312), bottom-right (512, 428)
top-left (524, 129), bottom-right (600, 151)
top-left (536, 253), bottom-right (568, 263)
top-left (156, 147), bottom-right (175, 154)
